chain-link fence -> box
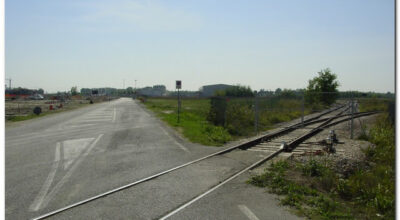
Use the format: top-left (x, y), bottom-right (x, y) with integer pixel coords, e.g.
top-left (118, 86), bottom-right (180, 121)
top-left (207, 92), bottom-right (394, 139)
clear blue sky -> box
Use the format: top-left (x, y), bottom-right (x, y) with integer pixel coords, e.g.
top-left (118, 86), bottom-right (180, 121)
top-left (5, 0), bottom-right (394, 93)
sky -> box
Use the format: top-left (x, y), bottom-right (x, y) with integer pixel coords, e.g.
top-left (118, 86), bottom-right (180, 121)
top-left (5, 0), bottom-right (395, 93)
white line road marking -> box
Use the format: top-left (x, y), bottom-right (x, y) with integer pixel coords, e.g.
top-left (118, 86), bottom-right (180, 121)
top-left (63, 138), bottom-right (94, 170)
top-left (40, 134), bottom-right (104, 209)
top-left (112, 108), bottom-right (116, 122)
top-left (159, 126), bottom-right (189, 153)
top-left (5, 127), bottom-right (106, 147)
top-left (29, 143), bottom-right (61, 211)
top-left (238, 205), bottom-right (260, 220)
top-left (32, 134), bottom-right (103, 211)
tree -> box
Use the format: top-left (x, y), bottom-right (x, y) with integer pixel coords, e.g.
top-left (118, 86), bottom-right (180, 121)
top-left (280, 89), bottom-right (297, 98)
top-left (71, 86), bottom-right (78, 96)
top-left (126, 87), bottom-right (134, 95)
top-left (38, 88), bottom-right (44, 94)
top-left (305, 68), bottom-right (339, 105)
top-left (215, 85), bottom-right (254, 97)
top-left (275, 88), bottom-right (282, 95)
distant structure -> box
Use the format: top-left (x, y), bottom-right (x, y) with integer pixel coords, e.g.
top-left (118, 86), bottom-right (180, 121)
top-left (137, 85), bottom-right (167, 97)
top-left (199, 84), bottom-right (234, 97)
top-left (80, 88), bottom-right (116, 96)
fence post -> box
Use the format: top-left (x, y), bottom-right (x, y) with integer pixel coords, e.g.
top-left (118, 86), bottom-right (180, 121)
top-left (350, 97), bottom-right (354, 139)
top-left (301, 93), bottom-right (305, 127)
top-left (177, 89), bottom-right (181, 123)
top-left (254, 92), bottom-right (258, 134)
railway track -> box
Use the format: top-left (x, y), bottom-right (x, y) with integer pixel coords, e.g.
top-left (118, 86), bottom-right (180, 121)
top-left (32, 104), bottom-right (378, 220)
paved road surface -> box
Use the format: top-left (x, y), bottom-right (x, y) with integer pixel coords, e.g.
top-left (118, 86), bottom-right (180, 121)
top-left (6, 98), bottom-right (300, 220)
top-left (6, 98), bottom-right (221, 219)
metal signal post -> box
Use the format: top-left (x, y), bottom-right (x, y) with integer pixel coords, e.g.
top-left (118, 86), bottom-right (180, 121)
top-left (176, 80), bottom-right (182, 123)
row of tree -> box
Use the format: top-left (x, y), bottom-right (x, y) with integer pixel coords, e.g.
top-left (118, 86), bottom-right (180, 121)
top-left (212, 68), bottom-right (394, 105)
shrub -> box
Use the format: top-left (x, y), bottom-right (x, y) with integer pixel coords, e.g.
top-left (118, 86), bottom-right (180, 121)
top-left (207, 97), bottom-right (227, 126)
top-left (225, 102), bottom-right (254, 136)
top-left (301, 159), bottom-right (326, 177)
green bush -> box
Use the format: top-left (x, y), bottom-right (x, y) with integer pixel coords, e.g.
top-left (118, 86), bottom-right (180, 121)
top-left (203, 125), bottom-right (231, 144)
top-left (339, 114), bottom-right (394, 218)
top-left (207, 97), bottom-right (227, 126)
top-left (301, 159), bottom-right (327, 177)
top-left (225, 101), bottom-right (254, 136)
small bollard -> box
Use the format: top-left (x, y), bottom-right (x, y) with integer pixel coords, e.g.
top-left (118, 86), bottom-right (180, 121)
top-left (329, 130), bottom-right (338, 143)
top-left (325, 130), bottom-right (336, 153)
top-left (281, 141), bottom-right (289, 152)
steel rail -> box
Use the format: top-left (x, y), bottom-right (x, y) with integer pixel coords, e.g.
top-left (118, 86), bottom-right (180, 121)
top-left (159, 110), bottom-right (380, 219)
top-left (31, 105), bottom-right (346, 220)
top-left (287, 111), bottom-right (379, 150)
top-left (159, 147), bottom-right (285, 220)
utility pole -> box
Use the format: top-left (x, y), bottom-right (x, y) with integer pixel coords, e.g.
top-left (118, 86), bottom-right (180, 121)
top-left (5, 78), bottom-right (11, 89)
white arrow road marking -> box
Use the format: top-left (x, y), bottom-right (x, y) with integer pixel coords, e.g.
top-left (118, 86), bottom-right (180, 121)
top-left (40, 134), bottom-right (103, 209)
top-left (62, 138), bottom-right (94, 170)
top-left (29, 143), bottom-right (60, 211)
top-left (238, 205), bottom-right (260, 220)
top-left (29, 134), bottom-right (103, 211)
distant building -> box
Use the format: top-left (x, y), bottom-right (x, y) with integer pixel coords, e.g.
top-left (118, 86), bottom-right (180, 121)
top-left (80, 88), bottom-right (116, 96)
top-left (199, 84), bottom-right (234, 97)
top-left (137, 85), bottom-right (167, 97)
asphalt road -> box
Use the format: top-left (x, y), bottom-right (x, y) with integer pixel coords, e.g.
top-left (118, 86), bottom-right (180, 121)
top-left (5, 98), bottom-right (223, 219)
top-left (6, 97), bottom-right (300, 220)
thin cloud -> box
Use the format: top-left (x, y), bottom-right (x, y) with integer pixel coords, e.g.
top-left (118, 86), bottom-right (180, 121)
top-left (75, 0), bottom-right (203, 31)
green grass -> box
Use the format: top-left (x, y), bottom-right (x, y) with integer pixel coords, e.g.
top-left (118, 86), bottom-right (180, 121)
top-left (144, 98), bottom-right (231, 146)
top-left (357, 98), bottom-right (391, 112)
top-left (143, 97), bottom-right (312, 146)
top-left (249, 160), bottom-right (353, 219)
top-left (249, 113), bottom-right (395, 219)
top-left (6, 114), bottom-right (44, 122)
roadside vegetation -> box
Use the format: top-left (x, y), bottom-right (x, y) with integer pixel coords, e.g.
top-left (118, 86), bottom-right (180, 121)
top-left (249, 113), bottom-right (395, 219)
top-left (357, 98), bottom-right (392, 112)
top-left (6, 101), bottom-right (90, 122)
top-left (143, 98), bottom-right (231, 146)
top-left (142, 68), bottom-right (393, 147)
top-left (143, 70), bottom-right (340, 146)
top-left (143, 95), bottom-right (313, 146)
top-left (5, 97), bottom-right (112, 123)
top-left (6, 103), bottom-right (87, 122)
